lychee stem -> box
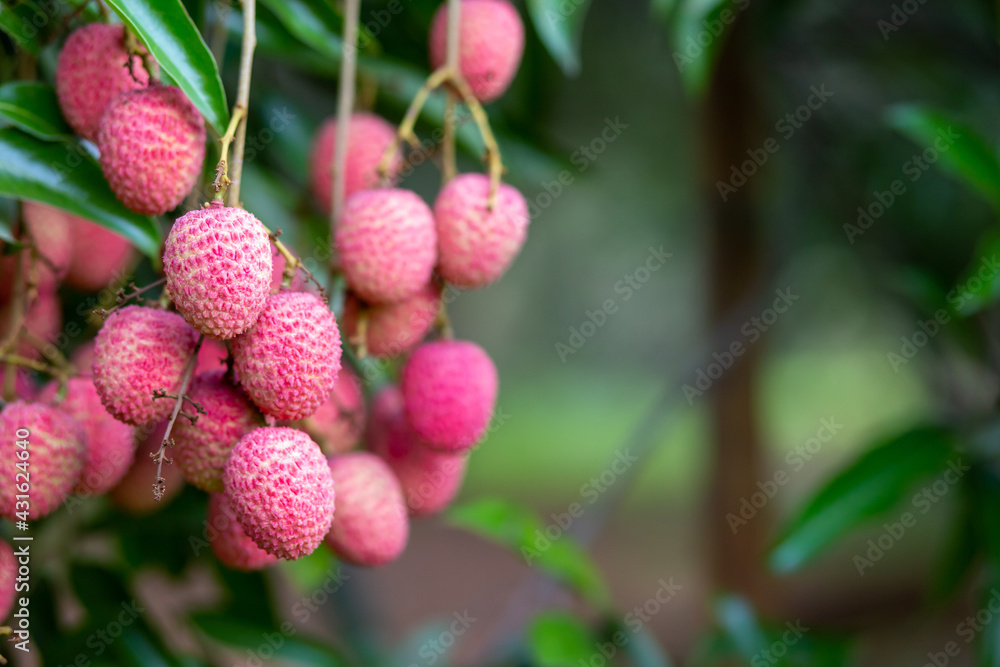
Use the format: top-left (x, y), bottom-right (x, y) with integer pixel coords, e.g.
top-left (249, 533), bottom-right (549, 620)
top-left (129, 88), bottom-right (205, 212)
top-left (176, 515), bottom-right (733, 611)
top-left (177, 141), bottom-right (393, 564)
top-left (267, 229), bottom-right (327, 300)
top-left (93, 277), bottom-right (167, 318)
top-left (152, 333), bottom-right (204, 502)
top-left (213, 105), bottom-right (247, 196)
top-left (226, 0), bottom-right (257, 207)
top-left (330, 0), bottom-right (361, 232)
top-left (441, 0), bottom-right (462, 184)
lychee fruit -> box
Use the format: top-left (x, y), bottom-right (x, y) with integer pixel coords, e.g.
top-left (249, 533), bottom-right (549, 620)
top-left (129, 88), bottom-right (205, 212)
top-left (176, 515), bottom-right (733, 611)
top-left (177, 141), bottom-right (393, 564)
top-left (297, 366), bottom-right (365, 455)
top-left (97, 85), bottom-right (206, 216)
top-left (223, 427), bottom-right (335, 560)
top-left (0, 401), bottom-right (85, 520)
top-left (0, 539), bottom-right (14, 621)
top-left (342, 282), bottom-right (441, 358)
top-left (430, 0), bottom-right (525, 103)
top-left (232, 292), bottom-right (341, 421)
top-left (401, 340), bottom-right (498, 451)
top-left (434, 173), bottom-right (529, 287)
top-left (110, 420), bottom-right (185, 515)
top-left (173, 370), bottom-right (259, 492)
top-left (2, 289), bottom-right (63, 361)
top-left (336, 189), bottom-right (437, 304)
top-left (324, 452), bottom-right (409, 566)
top-left (368, 386), bottom-right (468, 516)
top-left (21, 202), bottom-right (73, 284)
top-left (164, 201), bottom-right (272, 339)
top-left (92, 306), bottom-right (199, 425)
top-left (64, 219), bottom-right (135, 292)
top-left (196, 337), bottom-right (230, 374)
top-left (40, 378), bottom-right (136, 496)
top-left (71, 340), bottom-right (96, 377)
top-left (310, 113), bottom-right (403, 216)
top-left (206, 493), bottom-right (279, 571)
top-left (55, 23), bottom-right (148, 141)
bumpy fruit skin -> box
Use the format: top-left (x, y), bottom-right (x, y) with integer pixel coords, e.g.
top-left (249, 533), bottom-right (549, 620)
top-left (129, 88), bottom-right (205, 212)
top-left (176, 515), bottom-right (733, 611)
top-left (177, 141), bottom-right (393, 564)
top-left (55, 23), bottom-right (148, 141)
top-left (0, 401), bottom-right (85, 520)
top-left (93, 306), bottom-right (199, 425)
top-left (0, 539), bottom-right (14, 621)
top-left (110, 420), bottom-right (185, 514)
top-left (298, 367), bottom-right (364, 455)
top-left (97, 85), bottom-right (206, 215)
top-left (434, 174), bottom-right (529, 287)
top-left (223, 427), bottom-right (335, 560)
top-left (164, 202), bottom-right (272, 339)
top-left (324, 453), bottom-right (409, 566)
top-left (173, 371), bottom-right (259, 492)
top-left (337, 189), bottom-right (437, 304)
top-left (310, 113), bottom-right (403, 216)
top-left (232, 292), bottom-right (342, 421)
top-left (207, 493), bottom-right (280, 571)
top-left (342, 283), bottom-right (441, 358)
top-left (65, 219), bottom-right (135, 292)
top-left (40, 378), bottom-right (136, 496)
top-left (368, 386), bottom-right (467, 516)
top-left (402, 340), bottom-right (498, 452)
top-left (430, 0), bottom-right (525, 103)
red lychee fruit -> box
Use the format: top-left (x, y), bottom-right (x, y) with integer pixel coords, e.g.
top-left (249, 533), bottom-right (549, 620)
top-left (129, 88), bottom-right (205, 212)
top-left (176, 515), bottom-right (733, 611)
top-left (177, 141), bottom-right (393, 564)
top-left (2, 289), bottom-right (63, 361)
top-left (342, 282), bottom-right (441, 358)
top-left (430, 0), bottom-right (525, 103)
top-left (55, 23), bottom-right (148, 141)
top-left (297, 366), bottom-right (364, 455)
top-left (0, 401), bottom-right (85, 520)
top-left (206, 493), bottom-right (279, 571)
top-left (97, 85), bottom-right (206, 216)
top-left (232, 292), bottom-right (342, 421)
top-left (434, 173), bottom-right (529, 287)
top-left (368, 386), bottom-right (468, 516)
top-left (0, 538), bottom-right (14, 621)
top-left (92, 306), bottom-right (199, 425)
top-left (336, 189), bottom-right (437, 304)
top-left (64, 219), bottom-right (135, 292)
top-left (196, 337), bottom-right (230, 374)
top-left (223, 427), bottom-right (335, 560)
top-left (21, 202), bottom-right (73, 284)
top-left (164, 201), bottom-right (273, 339)
top-left (173, 370), bottom-right (259, 493)
top-left (324, 452), bottom-right (409, 566)
top-left (401, 340), bottom-right (498, 452)
top-left (71, 340), bottom-right (96, 377)
top-left (109, 420), bottom-right (185, 515)
top-left (310, 113), bottom-right (403, 216)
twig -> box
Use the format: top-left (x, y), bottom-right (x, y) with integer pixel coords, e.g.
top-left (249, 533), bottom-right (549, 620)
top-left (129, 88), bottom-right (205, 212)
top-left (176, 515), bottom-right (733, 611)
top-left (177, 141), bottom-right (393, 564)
top-left (376, 66), bottom-right (451, 183)
top-left (441, 0), bottom-right (462, 184)
top-left (151, 335), bottom-right (204, 501)
top-left (93, 278), bottom-right (166, 318)
top-left (226, 0), bottom-right (257, 207)
top-left (213, 106), bottom-right (247, 196)
top-left (268, 229), bottom-right (327, 300)
top-left (331, 0), bottom-right (361, 230)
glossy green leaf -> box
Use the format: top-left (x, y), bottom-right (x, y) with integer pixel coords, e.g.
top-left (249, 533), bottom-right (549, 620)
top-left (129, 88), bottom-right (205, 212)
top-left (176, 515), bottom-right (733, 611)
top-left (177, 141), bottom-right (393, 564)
top-left (527, 0), bottom-right (593, 76)
top-left (0, 128), bottom-right (160, 257)
top-left (770, 425), bottom-right (958, 573)
top-left (0, 82), bottom-right (72, 140)
top-left (257, 0), bottom-right (343, 61)
top-left (670, 0), bottom-right (745, 96)
top-left (0, 1), bottom-right (43, 54)
top-left (191, 614), bottom-right (350, 666)
top-left (950, 230), bottom-right (1000, 316)
top-left (529, 612), bottom-right (596, 666)
top-left (104, 0), bottom-right (228, 133)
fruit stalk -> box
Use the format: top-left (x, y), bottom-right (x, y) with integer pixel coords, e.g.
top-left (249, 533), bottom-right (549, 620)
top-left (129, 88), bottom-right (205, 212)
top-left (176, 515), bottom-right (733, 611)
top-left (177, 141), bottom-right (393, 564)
top-left (152, 334), bottom-right (204, 501)
top-left (331, 0), bottom-right (362, 230)
top-left (226, 0), bottom-right (257, 207)
top-left (441, 0), bottom-right (462, 183)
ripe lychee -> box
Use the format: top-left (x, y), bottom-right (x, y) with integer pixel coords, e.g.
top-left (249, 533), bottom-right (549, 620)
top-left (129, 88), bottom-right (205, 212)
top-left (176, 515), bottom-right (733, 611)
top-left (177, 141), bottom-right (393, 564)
top-left (223, 427), bottom-right (335, 560)
top-left (21, 202), bottom-right (73, 284)
top-left (336, 189), bottom-right (437, 304)
top-left (342, 282), bottom-right (441, 358)
top-left (196, 337), bottom-right (230, 374)
top-left (0, 538), bottom-right (14, 621)
top-left (430, 0), bottom-right (525, 103)
top-left (97, 85), bottom-right (206, 216)
top-left (0, 401), bottom-right (85, 520)
top-left (110, 420), bottom-right (185, 515)
top-left (232, 292), bottom-right (341, 421)
top-left (164, 201), bottom-right (272, 339)
top-left (434, 173), bottom-right (529, 287)
top-left (207, 493), bottom-right (279, 571)
top-left (298, 366), bottom-right (364, 455)
top-left (71, 340), bottom-right (96, 377)
top-left (40, 378), bottom-right (136, 496)
top-left (401, 340), bottom-right (498, 451)
top-left (2, 289), bottom-right (63, 361)
top-left (310, 113), bottom-right (403, 216)
top-left (173, 370), bottom-right (259, 492)
top-left (324, 453), bottom-right (409, 566)
top-left (55, 23), bottom-right (148, 141)
top-left (64, 219), bottom-right (135, 292)
top-left (92, 306), bottom-right (199, 425)
top-left (368, 386), bottom-right (468, 516)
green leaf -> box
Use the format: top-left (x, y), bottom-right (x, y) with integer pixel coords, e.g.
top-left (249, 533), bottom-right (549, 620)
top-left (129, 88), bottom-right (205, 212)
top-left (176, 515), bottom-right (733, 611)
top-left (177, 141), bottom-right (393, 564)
top-left (257, 0), bottom-right (343, 61)
top-left (887, 105), bottom-right (1000, 210)
top-left (191, 614), bottom-right (350, 666)
top-left (527, 0), bottom-right (592, 76)
top-left (104, 0), bottom-right (229, 133)
top-left (770, 425), bottom-right (959, 573)
top-left (529, 612), bottom-right (596, 666)
top-left (670, 0), bottom-right (744, 96)
top-left (950, 230), bottom-right (1000, 316)
top-left (0, 82), bottom-right (73, 140)
top-left (0, 128), bottom-right (161, 257)
top-left (0, 1), bottom-right (43, 54)
top-left (713, 595), bottom-right (768, 660)
top-left (622, 627), bottom-right (674, 667)
top-left (448, 498), bottom-right (612, 610)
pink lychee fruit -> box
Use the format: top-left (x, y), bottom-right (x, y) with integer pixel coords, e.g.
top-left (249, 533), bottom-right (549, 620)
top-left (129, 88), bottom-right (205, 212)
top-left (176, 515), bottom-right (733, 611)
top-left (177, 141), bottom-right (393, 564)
top-left (324, 452), bottom-right (409, 566)
top-left (0, 539), bottom-right (14, 621)
top-left (173, 370), bottom-right (260, 492)
top-left (64, 219), bottom-right (135, 292)
top-left (310, 113), bottom-right (403, 216)
top-left (207, 493), bottom-right (280, 571)
top-left (71, 340), bottom-right (96, 377)
top-left (196, 337), bottom-right (230, 374)
top-left (368, 386), bottom-right (468, 516)
top-left (223, 427), bottom-right (335, 560)
top-left (336, 189), bottom-right (437, 304)
top-left (342, 282), bottom-right (441, 358)
top-left (110, 420), bottom-right (185, 515)
top-left (92, 306), bottom-right (199, 425)
top-left (97, 85), bottom-right (206, 216)
top-left (434, 173), bottom-right (529, 287)
top-left (401, 340), bottom-right (498, 452)
top-left (430, 0), bottom-right (525, 103)
top-left (21, 202), bottom-right (73, 283)
top-left (232, 292), bottom-right (341, 421)
top-left (40, 378), bottom-right (136, 496)
top-left (2, 289), bottom-right (63, 361)
top-left (0, 401), bottom-right (85, 520)
top-left (297, 366), bottom-right (364, 455)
